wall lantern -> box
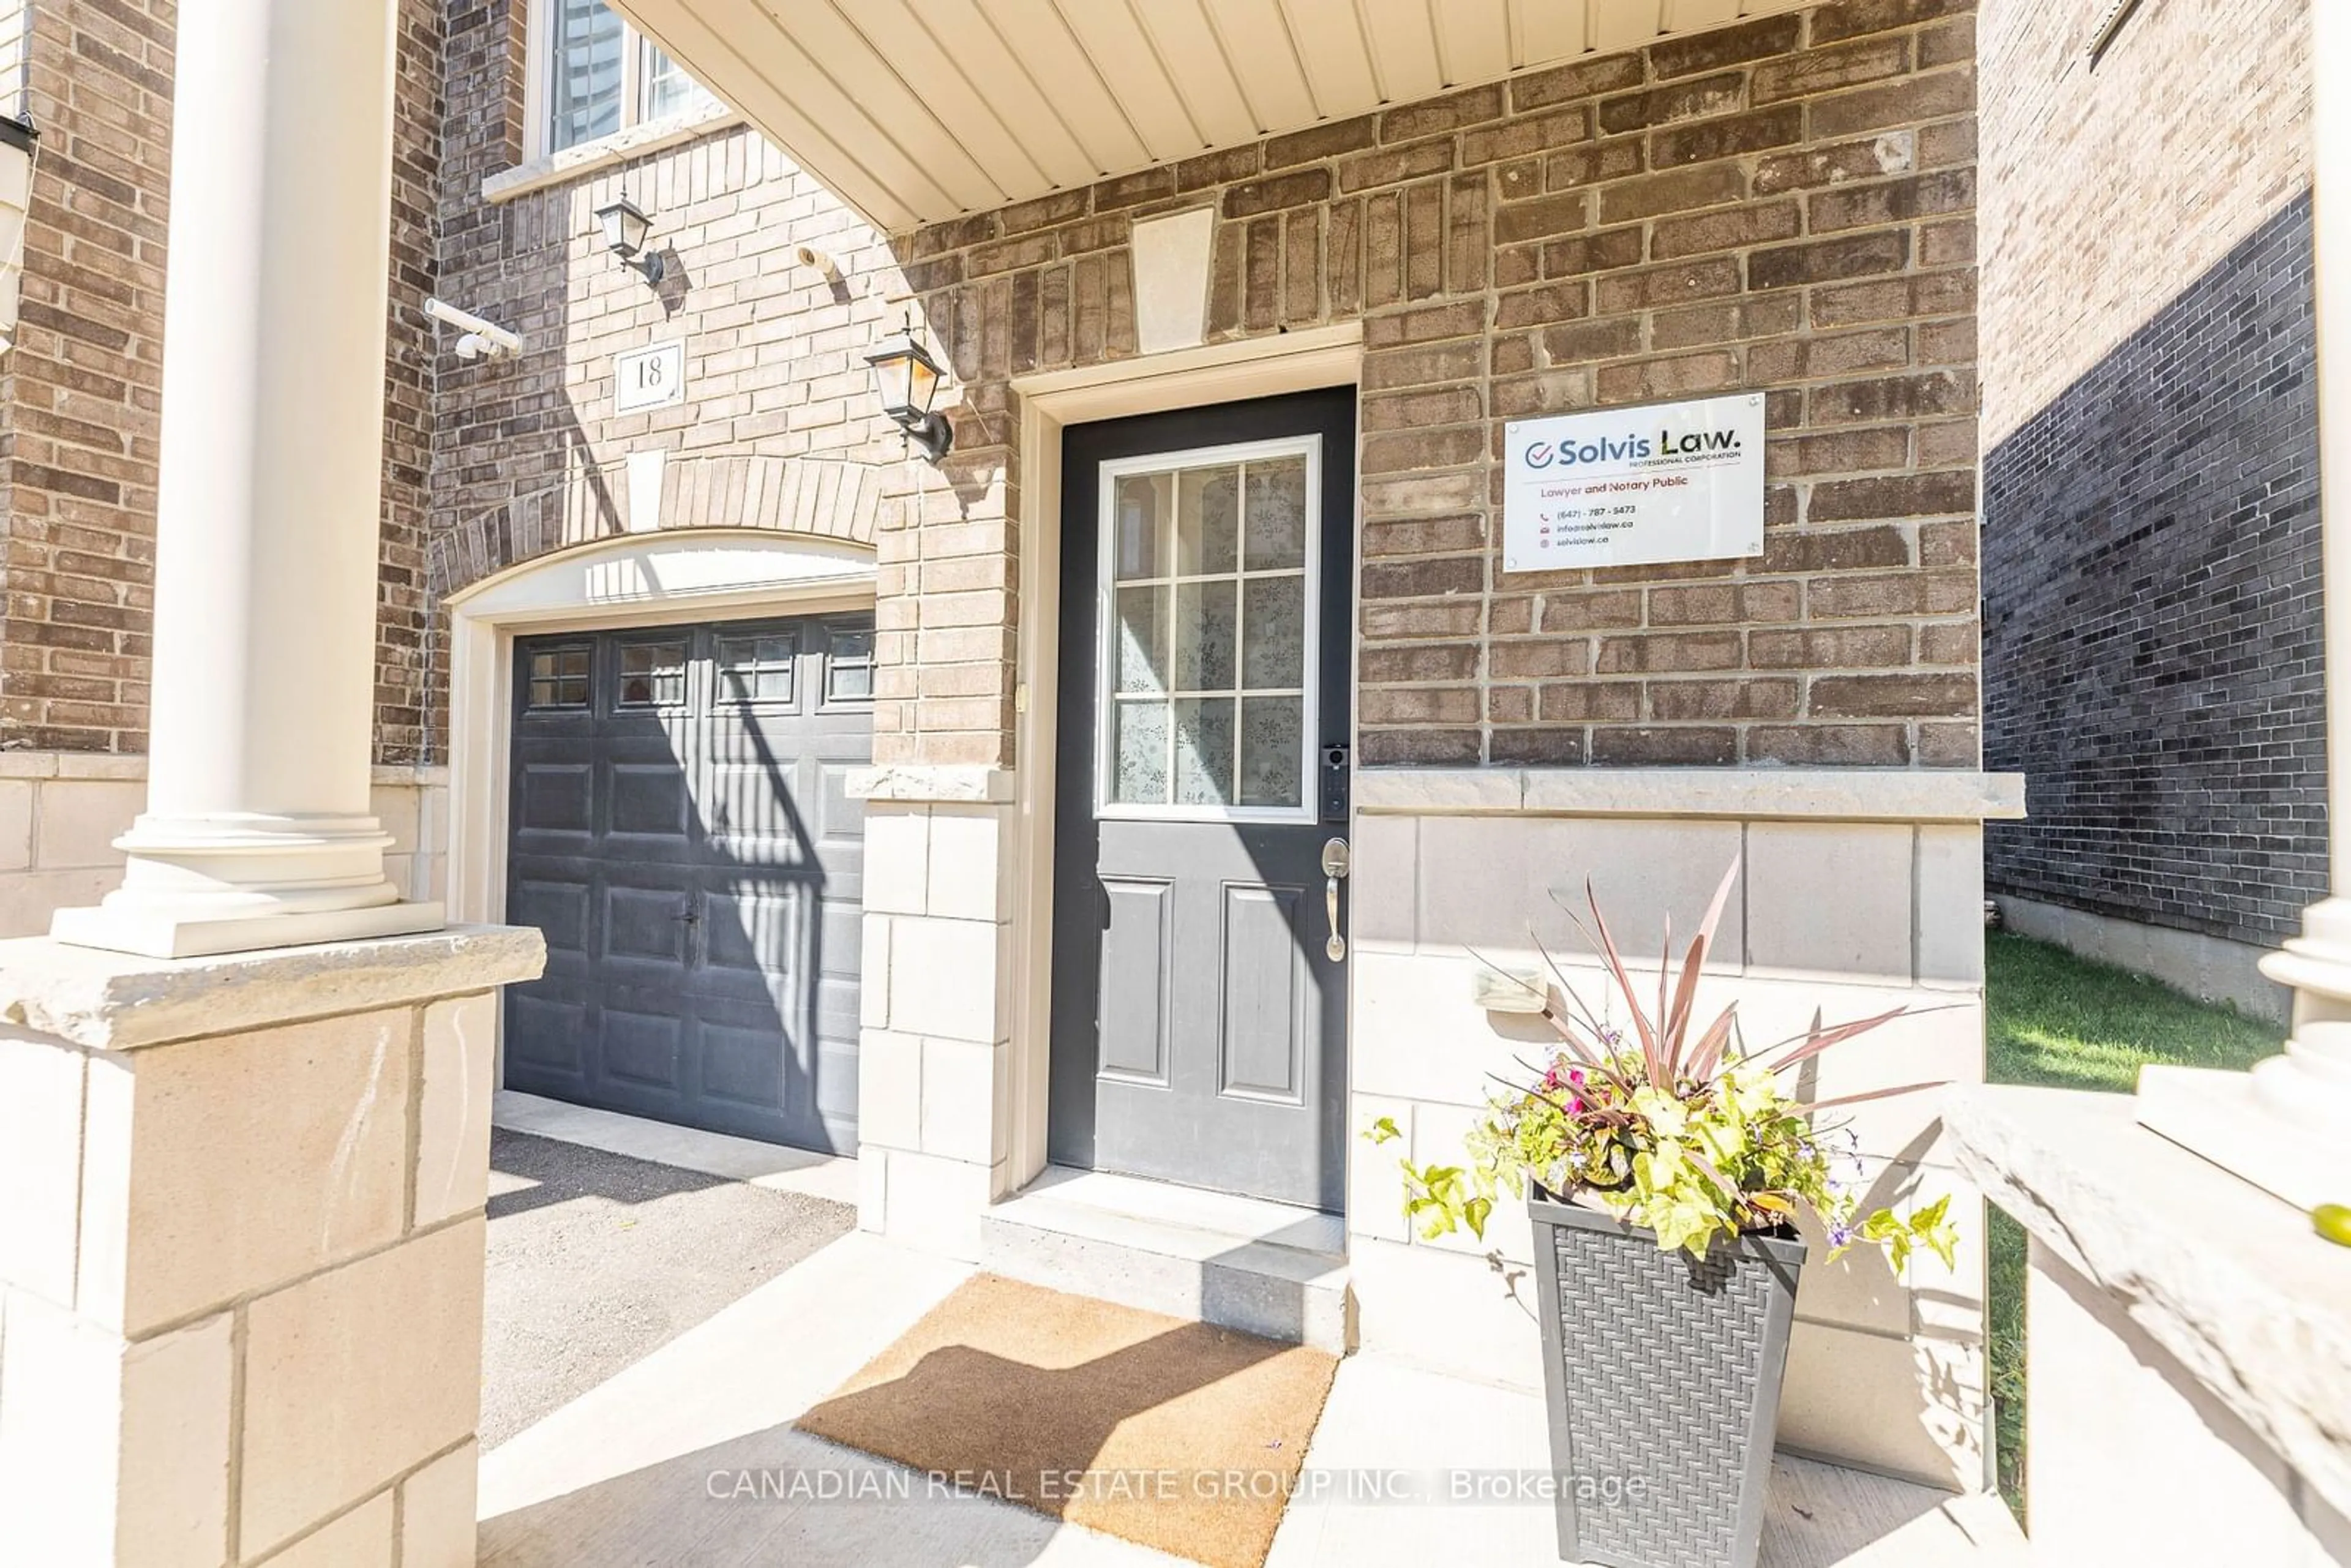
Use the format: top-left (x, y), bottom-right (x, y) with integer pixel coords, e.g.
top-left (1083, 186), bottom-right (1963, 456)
top-left (863, 326), bottom-right (953, 461)
top-left (594, 195), bottom-right (665, 285)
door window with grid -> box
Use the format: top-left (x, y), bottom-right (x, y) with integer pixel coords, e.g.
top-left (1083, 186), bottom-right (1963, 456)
top-left (1096, 438), bottom-right (1321, 822)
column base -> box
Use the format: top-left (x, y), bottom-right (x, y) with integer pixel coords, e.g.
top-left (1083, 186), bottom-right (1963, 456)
top-left (51, 897), bottom-right (448, 961)
top-left (2135, 1064), bottom-right (2350, 1211)
top-left (2134, 895), bottom-right (2351, 1209)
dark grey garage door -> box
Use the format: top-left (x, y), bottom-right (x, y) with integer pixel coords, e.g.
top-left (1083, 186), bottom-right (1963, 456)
top-left (503, 613), bottom-right (872, 1152)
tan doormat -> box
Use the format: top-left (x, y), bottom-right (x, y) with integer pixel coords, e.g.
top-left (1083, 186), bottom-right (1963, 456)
top-left (797, 1272), bottom-right (1339, 1568)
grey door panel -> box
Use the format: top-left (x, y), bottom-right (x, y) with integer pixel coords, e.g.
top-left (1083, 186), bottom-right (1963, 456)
top-left (504, 614), bottom-right (872, 1152)
top-left (1050, 389), bottom-right (1357, 1211)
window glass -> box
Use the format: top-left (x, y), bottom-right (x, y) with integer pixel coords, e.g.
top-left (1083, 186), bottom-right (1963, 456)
top-left (825, 628), bottom-right (876, 703)
top-left (527, 645), bottom-right (591, 709)
top-left (545, 1), bottom-right (715, 156)
top-left (547, 0), bottom-right (624, 154)
top-left (617, 639), bottom-right (688, 707)
top-left (643, 42), bottom-right (717, 123)
top-left (718, 632), bottom-right (796, 703)
top-left (1103, 451), bottom-right (1313, 812)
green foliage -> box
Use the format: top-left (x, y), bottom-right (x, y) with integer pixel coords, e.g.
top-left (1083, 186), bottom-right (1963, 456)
top-left (1382, 855), bottom-right (1958, 1270)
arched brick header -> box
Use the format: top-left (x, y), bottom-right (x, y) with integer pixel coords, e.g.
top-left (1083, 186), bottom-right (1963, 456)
top-left (427, 454), bottom-right (885, 600)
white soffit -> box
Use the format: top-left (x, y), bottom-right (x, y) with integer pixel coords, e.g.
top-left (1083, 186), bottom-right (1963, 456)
top-left (611, 0), bottom-right (1815, 233)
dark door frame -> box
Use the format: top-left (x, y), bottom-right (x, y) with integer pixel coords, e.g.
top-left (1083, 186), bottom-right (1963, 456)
top-left (1045, 386), bottom-right (1360, 1210)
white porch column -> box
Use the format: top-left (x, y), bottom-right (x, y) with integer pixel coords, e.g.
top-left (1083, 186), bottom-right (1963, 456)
top-left (48, 0), bottom-right (440, 959)
top-left (2262, 1), bottom-right (2351, 1015)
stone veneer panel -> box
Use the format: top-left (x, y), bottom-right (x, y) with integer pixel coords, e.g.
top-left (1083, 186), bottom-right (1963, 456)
top-left (0, 757), bottom-right (448, 941)
top-left (852, 797), bottom-right (1018, 1257)
top-left (0, 929), bottom-right (541, 1568)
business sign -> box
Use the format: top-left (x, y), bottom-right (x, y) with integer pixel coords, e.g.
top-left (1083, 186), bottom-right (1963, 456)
top-left (1502, 392), bottom-right (1766, 573)
top-left (613, 339), bottom-right (686, 413)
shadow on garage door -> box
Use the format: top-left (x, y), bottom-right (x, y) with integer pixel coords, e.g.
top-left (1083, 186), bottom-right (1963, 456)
top-left (501, 611), bottom-right (872, 1153)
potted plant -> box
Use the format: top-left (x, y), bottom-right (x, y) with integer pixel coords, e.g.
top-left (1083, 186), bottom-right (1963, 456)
top-left (1370, 857), bottom-right (1956, 1568)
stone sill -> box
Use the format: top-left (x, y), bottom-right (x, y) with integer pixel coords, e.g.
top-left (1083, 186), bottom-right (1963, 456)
top-left (0, 752), bottom-right (449, 788)
top-left (1354, 766), bottom-right (2026, 822)
top-left (0, 925), bottom-right (547, 1051)
top-left (482, 104), bottom-right (746, 204)
top-left (847, 765), bottom-right (1015, 805)
top-left (1942, 1084), bottom-right (2351, 1525)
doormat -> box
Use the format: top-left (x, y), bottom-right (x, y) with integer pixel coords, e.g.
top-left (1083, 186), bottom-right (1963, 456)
top-left (795, 1273), bottom-right (1338, 1568)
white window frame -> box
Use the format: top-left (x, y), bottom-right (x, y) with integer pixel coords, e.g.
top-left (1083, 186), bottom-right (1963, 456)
top-left (1092, 433), bottom-right (1324, 827)
top-left (522, 0), bottom-right (713, 163)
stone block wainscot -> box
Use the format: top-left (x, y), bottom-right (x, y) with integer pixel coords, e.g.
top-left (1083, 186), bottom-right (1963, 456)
top-left (1344, 767), bottom-right (2019, 1491)
top-left (0, 757), bottom-right (449, 942)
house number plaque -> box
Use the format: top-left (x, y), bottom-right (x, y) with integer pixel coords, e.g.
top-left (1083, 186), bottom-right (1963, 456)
top-left (614, 340), bottom-right (686, 414)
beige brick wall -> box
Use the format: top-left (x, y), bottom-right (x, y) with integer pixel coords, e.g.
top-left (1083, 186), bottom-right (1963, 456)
top-left (893, 0), bottom-right (1983, 770)
top-left (1978, 0), bottom-right (2311, 446)
top-left (424, 4), bottom-right (915, 758)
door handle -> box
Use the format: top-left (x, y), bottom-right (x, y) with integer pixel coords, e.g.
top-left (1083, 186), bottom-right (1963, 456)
top-left (1321, 837), bottom-right (1351, 962)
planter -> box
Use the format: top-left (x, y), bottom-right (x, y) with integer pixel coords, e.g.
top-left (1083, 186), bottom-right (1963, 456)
top-left (1528, 1191), bottom-right (1807, 1568)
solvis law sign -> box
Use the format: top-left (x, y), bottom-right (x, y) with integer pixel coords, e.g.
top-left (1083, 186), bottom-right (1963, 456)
top-left (1502, 392), bottom-right (1766, 573)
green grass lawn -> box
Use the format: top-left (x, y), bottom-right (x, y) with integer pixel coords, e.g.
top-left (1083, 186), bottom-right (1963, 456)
top-left (1982, 928), bottom-right (2282, 1521)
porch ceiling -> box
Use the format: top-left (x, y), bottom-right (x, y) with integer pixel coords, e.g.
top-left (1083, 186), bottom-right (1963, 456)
top-left (610, 0), bottom-right (1812, 233)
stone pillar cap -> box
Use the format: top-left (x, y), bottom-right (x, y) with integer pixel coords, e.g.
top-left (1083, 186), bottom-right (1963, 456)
top-left (0, 925), bottom-right (546, 1051)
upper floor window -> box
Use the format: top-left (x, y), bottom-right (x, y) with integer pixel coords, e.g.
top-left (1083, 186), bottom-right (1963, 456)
top-left (539, 0), bottom-right (716, 157)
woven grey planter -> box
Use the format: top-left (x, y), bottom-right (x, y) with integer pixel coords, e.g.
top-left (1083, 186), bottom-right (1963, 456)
top-left (1528, 1192), bottom-right (1807, 1568)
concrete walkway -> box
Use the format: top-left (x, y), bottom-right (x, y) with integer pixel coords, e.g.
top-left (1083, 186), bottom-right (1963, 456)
top-left (478, 1224), bottom-right (2030, 1567)
top-left (481, 1127), bottom-right (853, 1446)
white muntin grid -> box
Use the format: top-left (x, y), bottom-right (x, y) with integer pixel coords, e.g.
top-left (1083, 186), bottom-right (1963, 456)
top-left (1091, 433), bottom-right (1324, 826)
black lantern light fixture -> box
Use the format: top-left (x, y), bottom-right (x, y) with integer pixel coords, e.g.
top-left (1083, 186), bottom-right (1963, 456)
top-left (863, 322), bottom-right (953, 461)
top-left (594, 195), bottom-right (665, 285)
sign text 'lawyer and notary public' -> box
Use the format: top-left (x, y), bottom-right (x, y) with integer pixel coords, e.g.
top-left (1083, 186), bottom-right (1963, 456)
top-left (1502, 392), bottom-right (1767, 573)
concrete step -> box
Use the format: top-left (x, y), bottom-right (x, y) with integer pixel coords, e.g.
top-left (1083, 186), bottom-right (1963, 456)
top-left (980, 1166), bottom-right (1354, 1354)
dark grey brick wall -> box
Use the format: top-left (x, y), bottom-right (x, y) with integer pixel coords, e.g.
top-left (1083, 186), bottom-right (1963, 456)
top-left (1982, 193), bottom-right (2326, 947)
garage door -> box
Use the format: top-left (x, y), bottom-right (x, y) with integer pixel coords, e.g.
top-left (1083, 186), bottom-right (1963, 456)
top-left (502, 612), bottom-right (872, 1152)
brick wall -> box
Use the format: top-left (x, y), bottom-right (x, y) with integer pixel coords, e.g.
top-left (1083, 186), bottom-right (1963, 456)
top-left (0, 0), bottom-right (443, 762)
top-left (3, 0), bottom-right (1985, 777)
top-left (891, 0), bottom-right (1982, 769)
top-left (1978, 0), bottom-right (2323, 948)
top-left (1978, 0), bottom-right (2311, 449)
top-left (0, 0), bottom-right (170, 753)
top-left (380, 0), bottom-right (447, 765)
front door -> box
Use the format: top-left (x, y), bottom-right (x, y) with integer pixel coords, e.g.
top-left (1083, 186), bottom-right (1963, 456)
top-left (1049, 389), bottom-right (1356, 1211)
